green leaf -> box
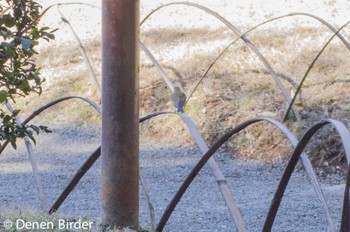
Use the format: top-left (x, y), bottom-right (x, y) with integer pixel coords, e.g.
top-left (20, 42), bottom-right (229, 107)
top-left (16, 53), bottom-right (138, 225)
top-left (9, 133), bottom-right (17, 149)
top-left (27, 132), bottom-right (36, 145)
top-left (0, 131), bottom-right (6, 138)
top-left (0, 42), bottom-right (13, 48)
top-left (39, 125), bottom-right (52, 133)
top-left (3, 47), bottom-right (16, 57)
top-left (11, 109), bottom-right (20, 117)
top-left (0, 29), bottom-right (12, 39)
top-left (0, 0), bottom-right (56, 149)
top-left (0, 90), bottom-right (8, 103)
top-left (44, 32), bottom-right (55, 40)
top-left (2, 14), bottom-right (16, 28)
top-left (39, 26), bottom-right (50, 32)
top-left (30, 125), bottom-right (39, 134)
top-left (19, 80), bottom-right (31, 93)
top-left (10, 140), bottom-right (17, 149)
top-left (3, 115), bottom-right (12, 125)
top-left (38, 6), bottom-right (54, 20)
top-left (20, 38), bottom-right (32, 50)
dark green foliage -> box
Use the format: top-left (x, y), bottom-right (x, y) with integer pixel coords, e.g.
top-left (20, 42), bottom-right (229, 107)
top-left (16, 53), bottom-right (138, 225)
top-left (0, 0), bottom-right (55, 148)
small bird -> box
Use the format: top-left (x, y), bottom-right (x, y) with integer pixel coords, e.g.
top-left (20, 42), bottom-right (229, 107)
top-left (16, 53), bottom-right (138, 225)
top-left (170, 86), bottom-right (186, 113)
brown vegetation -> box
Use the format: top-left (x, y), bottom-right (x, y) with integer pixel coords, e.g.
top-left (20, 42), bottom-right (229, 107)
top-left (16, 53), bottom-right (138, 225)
top-left (20, 25), bottom-right (350, 174)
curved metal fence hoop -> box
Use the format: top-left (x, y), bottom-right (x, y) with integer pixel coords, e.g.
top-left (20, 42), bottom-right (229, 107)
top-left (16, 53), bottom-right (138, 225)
top-left (184, 12), bottom-right (350, 105)
top-left (141, 2), bottom-right (302, 121)
top-left (42, 110), bottom-right (244, 231)
top-left (178, 113), bottom-right (246, 231)
top-left (263, 119), bottom-right (350, 232)
top-left (25, 106), bottom-right (334, 232)
top-left (3, 3), bottom-right (348, 230)
top-left (23, 96), bottom-right (101, 125)
top-left (48, 112), bottom-right (172, 214)
top-left (8, 96), bottom-right (343, 231)
top-left (156, 117), bottom-right (337, 231)
top-left (22, 97), bottom-right (156, 227)
top-left (142, 111), bottom-right (247, 231)
top-left (283, 20), bottom-right (350, 121)
top-left (0, 96), bottom-right (101, 156)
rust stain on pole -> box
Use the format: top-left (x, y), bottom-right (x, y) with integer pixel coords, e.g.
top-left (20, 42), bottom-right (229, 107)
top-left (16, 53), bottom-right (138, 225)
top-left (101, 0), bottom-right (139, 230)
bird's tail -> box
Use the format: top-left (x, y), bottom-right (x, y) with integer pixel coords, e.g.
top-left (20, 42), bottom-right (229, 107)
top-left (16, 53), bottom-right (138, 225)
top-left (177, 104), bottom-right (184, 113)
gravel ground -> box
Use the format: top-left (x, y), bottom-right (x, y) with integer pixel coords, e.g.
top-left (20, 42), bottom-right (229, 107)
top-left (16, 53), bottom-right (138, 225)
top-left (0, 126), bottom-right (347, 231)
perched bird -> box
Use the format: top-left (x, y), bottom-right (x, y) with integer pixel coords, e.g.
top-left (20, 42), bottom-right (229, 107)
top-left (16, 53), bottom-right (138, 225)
top-left (170, 86), bottom-right (186, 113)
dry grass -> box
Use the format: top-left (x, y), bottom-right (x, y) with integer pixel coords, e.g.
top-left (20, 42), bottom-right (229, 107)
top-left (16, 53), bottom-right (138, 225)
top-left (16, 24), bottom-right (350, 173)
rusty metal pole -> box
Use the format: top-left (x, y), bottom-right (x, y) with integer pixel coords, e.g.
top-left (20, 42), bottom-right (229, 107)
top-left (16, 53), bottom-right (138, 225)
top-left (101, 0), bottom-right (139, 230)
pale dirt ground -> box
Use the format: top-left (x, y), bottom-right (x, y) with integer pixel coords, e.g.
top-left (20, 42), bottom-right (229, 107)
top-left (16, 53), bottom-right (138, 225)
top-left (37, 0), bottom-right (350, 40)
top-left (36, 0), bottom-right (350, 51)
